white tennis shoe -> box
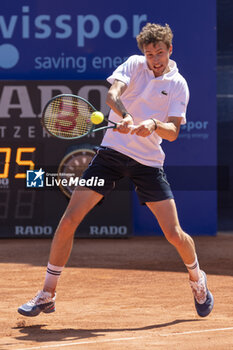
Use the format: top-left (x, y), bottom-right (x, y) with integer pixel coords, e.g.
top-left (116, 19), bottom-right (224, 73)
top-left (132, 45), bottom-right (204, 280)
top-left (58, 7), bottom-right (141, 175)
top-left (189, 270), bottom-right (214, 317)
top-left (18, 290), bottom-right (56, 317)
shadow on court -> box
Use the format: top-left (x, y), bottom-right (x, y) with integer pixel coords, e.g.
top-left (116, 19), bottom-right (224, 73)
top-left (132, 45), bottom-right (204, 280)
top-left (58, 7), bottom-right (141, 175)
top-left (13, 319), bottom-right (203, 343)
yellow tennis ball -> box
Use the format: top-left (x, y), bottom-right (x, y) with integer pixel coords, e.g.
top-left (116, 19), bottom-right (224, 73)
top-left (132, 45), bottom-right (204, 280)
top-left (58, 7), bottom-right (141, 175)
top-left (91, 111), bottom-right (104, 125)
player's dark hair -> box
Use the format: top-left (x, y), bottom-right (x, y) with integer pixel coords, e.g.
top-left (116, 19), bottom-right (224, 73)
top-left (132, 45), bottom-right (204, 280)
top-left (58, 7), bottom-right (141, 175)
top-left (136, 23), bottom-right (173, 52)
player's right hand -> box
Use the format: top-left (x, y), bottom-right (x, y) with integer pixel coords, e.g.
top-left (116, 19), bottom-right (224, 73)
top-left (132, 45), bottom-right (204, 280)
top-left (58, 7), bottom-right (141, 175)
top-left (114, 115), bottom-right (134, 134)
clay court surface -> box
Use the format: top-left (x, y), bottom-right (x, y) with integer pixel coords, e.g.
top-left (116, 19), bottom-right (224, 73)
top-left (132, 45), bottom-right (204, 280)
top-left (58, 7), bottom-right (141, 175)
top-left (0, 233), bottom-right (233, 350)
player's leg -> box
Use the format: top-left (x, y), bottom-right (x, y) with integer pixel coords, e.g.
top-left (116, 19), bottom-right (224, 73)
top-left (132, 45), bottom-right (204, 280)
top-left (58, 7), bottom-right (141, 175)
top-left (48, 188), bottom-right (103, 269)
top-left (131, 165), bottom-right (214, 317)
top-left (146, 199), bottom-right (214, 317)
top-left (43, 188), bottom-right (103, 294)
top-left (42, 188), bottom-right (103, 297)
top-left (146, 199), bottom-right (198, 276)
top-left (17, 188), bottom-right (102, 317)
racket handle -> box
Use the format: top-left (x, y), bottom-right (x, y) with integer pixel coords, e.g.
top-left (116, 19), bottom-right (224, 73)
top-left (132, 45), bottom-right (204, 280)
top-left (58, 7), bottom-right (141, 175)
top-left (114, 123), bottom-right (137, 130)
top-left (128, 125), bottom-right (137, 130)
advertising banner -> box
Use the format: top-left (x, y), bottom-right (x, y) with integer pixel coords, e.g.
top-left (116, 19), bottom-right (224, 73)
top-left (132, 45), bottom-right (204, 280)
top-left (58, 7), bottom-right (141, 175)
top-left (0, 0), bottom-right (216, 236)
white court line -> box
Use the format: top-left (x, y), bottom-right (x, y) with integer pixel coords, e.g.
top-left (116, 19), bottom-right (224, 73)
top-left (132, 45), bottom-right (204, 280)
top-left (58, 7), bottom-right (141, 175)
top-left (15, 335), bottom-right (145, 350)
top-left (161, 326), bottom-right (233, 337)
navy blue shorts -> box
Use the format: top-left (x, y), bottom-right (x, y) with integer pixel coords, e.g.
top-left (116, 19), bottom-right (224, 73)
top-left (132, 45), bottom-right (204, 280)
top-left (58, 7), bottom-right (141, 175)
top-left (82, 147), bottom-right (174, 205)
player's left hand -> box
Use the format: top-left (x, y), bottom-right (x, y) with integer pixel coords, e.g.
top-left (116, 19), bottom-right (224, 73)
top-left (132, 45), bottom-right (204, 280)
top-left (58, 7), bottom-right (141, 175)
top-left (114, 115), bottom-right (134, 134)
top-left (130, 119), bottom-right (156, 137)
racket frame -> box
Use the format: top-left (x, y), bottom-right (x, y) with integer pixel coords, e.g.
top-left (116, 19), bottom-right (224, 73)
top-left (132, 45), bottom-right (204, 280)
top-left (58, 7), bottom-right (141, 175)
top-left (41, 94), bottom-right (117, 140)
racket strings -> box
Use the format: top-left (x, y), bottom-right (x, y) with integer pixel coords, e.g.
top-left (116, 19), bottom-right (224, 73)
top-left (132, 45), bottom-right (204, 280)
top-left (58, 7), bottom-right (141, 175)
top-left (44, 96), bottom-right (94, 138)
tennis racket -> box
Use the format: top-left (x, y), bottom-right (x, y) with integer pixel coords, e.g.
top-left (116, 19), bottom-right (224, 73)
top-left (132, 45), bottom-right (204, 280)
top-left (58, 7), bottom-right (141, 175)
top-left (41, 94), bottom-right (134, 140)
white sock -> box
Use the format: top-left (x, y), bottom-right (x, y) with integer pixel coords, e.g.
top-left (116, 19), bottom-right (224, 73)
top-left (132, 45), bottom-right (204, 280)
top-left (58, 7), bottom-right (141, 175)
top-left (185, 254), bottom-right (201, 282)
top-left (44, 263), bottom-right (64, 291)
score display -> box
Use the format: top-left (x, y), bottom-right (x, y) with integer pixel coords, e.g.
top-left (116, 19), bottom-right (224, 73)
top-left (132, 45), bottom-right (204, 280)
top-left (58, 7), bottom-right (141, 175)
top-left (0, 147), bottom-right (36, 179)
top-left (0, 80), bottom-right (132, 238)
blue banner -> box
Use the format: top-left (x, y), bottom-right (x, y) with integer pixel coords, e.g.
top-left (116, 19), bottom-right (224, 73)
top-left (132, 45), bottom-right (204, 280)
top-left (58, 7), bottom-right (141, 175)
top-left (1, 1), bottom-right (216, 80)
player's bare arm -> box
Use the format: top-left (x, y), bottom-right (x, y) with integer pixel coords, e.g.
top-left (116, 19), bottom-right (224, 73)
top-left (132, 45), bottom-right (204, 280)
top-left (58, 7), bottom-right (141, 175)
top-left (131, 116), bottom-right (182, 141)
top-left (106, 79), bottom-right (134, 133)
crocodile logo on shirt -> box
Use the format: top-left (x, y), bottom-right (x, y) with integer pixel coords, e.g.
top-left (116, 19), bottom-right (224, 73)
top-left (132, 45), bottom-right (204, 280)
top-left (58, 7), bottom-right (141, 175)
top-left (161, 90), bottom-right (168, 96)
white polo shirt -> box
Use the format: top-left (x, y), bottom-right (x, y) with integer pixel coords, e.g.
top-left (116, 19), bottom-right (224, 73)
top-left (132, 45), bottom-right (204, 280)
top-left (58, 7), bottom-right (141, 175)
top-left (101, 55), bottom-right (189, 167)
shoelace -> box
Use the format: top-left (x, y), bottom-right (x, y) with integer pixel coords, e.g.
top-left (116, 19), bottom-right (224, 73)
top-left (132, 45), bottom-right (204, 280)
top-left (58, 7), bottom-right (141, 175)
top-left (27, 291), bottom-right (50, 306)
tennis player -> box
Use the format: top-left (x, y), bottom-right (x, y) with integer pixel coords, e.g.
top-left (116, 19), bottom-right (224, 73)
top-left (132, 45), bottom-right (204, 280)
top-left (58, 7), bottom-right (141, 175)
top-left (18, 23), bottom-right (214, 318)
